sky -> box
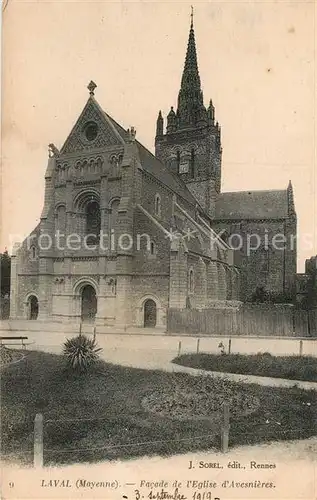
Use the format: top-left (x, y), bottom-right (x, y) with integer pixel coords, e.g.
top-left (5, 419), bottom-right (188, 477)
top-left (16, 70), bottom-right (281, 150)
top-left (1, 0), bottom-right (316, 271)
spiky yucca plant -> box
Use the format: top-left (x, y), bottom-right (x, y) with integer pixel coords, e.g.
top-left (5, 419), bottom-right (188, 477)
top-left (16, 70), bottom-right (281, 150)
top-left (63, 334), bottom-right (102, 372)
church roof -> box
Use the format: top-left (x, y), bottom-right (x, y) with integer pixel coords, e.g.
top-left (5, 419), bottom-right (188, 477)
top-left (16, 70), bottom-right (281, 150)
top-left (106, 113), bottom-right (198, 206)
top-left (215, 189), bottom-right (289, 220)
top-left (58, 85), bottom-right (295, 223)
top-left (58, 85), bottom-right (199, 208)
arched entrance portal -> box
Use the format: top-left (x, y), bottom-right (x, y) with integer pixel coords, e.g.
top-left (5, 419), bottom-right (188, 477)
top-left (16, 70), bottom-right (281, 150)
top-left (28, 295), bottom-right (39, 320)
top-left (81, 285), bottom-right (97, 322)
top-left (144, 299), bottom-right (157, 327)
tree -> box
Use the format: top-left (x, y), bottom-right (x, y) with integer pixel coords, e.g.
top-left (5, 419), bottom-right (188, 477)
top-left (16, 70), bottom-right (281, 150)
top-left (250, 286), bottom-right (293, 304)
top-left (1, 250), bottom-right (11, 296)
top-left (302, 266), bottom-right (317, 310)
top-left (250, 286), bottom-right (269, 303)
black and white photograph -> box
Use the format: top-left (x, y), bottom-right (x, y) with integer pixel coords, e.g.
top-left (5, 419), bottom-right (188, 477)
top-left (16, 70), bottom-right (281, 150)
top-left (1, 1), bottom-right (316, 498)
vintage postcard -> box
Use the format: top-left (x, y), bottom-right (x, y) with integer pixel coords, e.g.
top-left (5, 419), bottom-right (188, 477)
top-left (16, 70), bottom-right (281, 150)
top-left (0, 0), bottom-right (316, 499)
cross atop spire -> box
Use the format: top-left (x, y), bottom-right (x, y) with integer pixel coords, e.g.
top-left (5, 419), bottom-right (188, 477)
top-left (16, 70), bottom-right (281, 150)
top-left (190, 5), bottom-right (194, 27)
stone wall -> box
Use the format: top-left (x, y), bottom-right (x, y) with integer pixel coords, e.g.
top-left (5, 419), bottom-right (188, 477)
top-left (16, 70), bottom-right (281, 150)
top-left (212, 219), bottom-right (296, 301)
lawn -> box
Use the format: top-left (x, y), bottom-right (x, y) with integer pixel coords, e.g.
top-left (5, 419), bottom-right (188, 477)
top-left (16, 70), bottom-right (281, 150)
top-left (173, 353), bottom-right (317, 382)
top-left (1, 350), bottom-right (316, 466)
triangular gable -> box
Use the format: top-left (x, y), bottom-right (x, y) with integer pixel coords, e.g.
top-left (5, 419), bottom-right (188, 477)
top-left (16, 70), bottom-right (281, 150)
top-left (60, 97), bottom-right (125, 154)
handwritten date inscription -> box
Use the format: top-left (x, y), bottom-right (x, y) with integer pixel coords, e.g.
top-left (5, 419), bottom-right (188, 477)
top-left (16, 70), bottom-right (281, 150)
top-left (135, 489), bottom-right (219, 500)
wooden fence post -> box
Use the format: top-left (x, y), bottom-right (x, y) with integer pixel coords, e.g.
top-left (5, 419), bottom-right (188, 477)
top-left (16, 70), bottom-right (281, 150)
top-left (34, 413), bottom-right (43, 468)
top-left (299, 340), bottom-right (303, 357)
top-left (196, 338), bottom-right (200, 354)
top-left (221, 402), bottom-right (230, 453)
top-left (228, 338), bottom-right (232, 355)
top-left (178, 341), bottom-right (182, 357)
top-left (292, 309), bottom-right (296, 336)
top-left (307, 310), bottom-right (310, 337)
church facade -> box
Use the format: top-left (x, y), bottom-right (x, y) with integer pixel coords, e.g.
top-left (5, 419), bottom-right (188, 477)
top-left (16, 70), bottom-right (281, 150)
top-left (10, 16), bottom-right (296, 328)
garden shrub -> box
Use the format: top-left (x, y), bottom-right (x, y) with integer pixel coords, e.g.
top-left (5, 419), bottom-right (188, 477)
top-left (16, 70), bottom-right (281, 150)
top-left (63, 334), bottom-right (102, 373)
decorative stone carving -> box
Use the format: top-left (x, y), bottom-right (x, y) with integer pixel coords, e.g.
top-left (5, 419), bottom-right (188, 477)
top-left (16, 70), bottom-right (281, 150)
top-left (54, 277), bottom-right (65, 284)
top-left (55, 162), bottom-right (70, 182)
top-left (48, 143), bottom-right (60, 157)
top-left (109, 153), bottom-right (123, 167)
top-left (72, 156), bottom-right (104, 176)
top-left (127, 127), bottom-right (136, 142)
top-left (108, 278), bottom-right (117, 295)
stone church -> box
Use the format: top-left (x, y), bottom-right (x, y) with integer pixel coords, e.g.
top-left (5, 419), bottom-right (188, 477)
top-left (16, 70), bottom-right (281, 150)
top-left (10, 16), bottom-right (297, 328)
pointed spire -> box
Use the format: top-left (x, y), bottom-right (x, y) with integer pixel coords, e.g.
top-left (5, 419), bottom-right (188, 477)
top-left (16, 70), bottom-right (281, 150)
top-left (156, 110), bottom-right (164, 137)
top-left (176, 8), bottom-right (206, 129)
top-left (181, 9), bottom-right (200, 94)
top-left (287, 180), bottom-right (296, 217)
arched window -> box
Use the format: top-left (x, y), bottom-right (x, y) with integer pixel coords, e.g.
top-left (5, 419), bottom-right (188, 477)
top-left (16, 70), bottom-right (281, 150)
top-left (190, 149), bottom-right (195, 178)
top-left (188, 268), bottom-right (194, 294)
top-left (30, 246), bottom-right (37, 260)
top-left (89, 159), bottom-right (95, 173)
top-left (225, 266), bottom-right (232, 300)
top-left (96, 157), bottom-right (103, 171)
top-left (150, 241), bottom-right (156, 256)
top-left (109, 198), bottom-right (120, 233)
top-left (85, 200), bottom-right (101, 246)
top-left (177, 151), bottom-right (181, 173)
top-left (55, 205), bottom-right (66, 237)
top-left (259, 248), bottom-right (269, 273)
top-left (155, 194), bottom-right (161, 217)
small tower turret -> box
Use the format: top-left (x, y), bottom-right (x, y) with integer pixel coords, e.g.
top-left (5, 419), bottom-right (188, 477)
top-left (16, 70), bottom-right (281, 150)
top-left (156, 110), bottom-right (164, 137)
top-left (166, 107), bottom-right (177, 134)
top-left (287, 180), bottom-right (296, 218)
top-left (207, 99), bottom-right (215, 125)
top-left (41, 144), bottom-right (58, 219)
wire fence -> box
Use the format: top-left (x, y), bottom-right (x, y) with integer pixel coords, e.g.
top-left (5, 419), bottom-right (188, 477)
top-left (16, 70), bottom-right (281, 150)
top-left (1, 341), bottom-right (316, 467)
top-left (1, 407), bottom-right (315, 467)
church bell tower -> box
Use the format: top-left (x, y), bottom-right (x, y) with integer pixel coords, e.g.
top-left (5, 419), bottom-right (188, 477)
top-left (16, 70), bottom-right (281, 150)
top-left (155, 9), bottom-right (222, 217)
